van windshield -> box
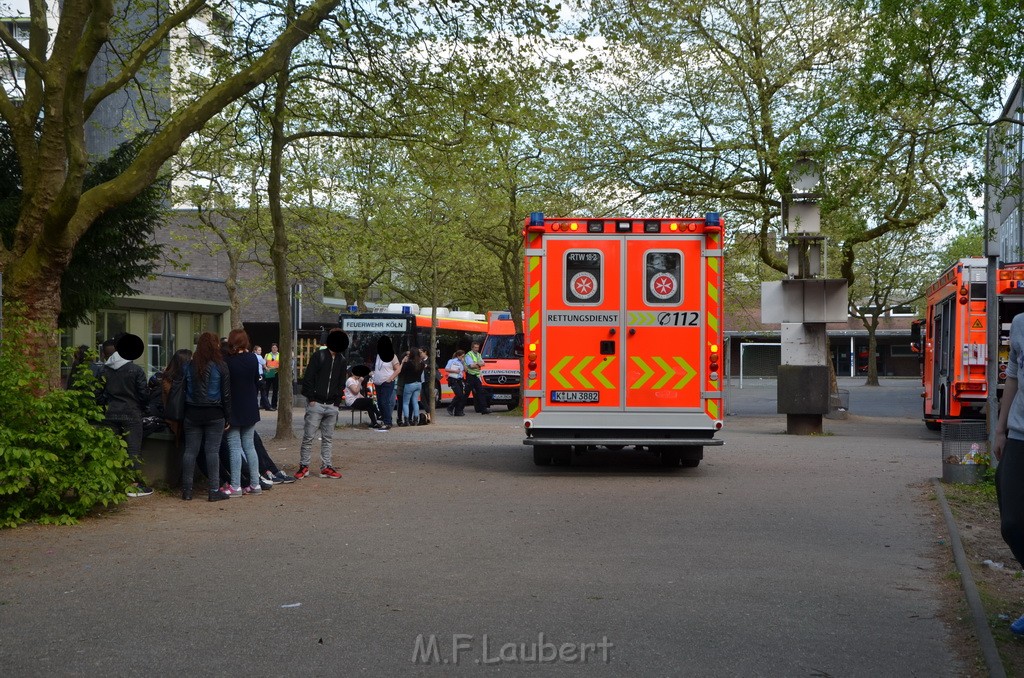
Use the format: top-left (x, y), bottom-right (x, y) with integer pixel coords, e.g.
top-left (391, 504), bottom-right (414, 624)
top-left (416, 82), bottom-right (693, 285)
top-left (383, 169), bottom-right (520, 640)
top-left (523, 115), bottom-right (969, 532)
top-left (482, 333), bottom-right (523, 360)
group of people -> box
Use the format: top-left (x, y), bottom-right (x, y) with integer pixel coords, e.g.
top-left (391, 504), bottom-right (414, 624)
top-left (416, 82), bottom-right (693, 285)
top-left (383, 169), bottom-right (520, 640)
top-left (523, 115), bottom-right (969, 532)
top-left (293, 333), bottom-right (494, 479)
top-left (77, 327), bottom-right (496, 502)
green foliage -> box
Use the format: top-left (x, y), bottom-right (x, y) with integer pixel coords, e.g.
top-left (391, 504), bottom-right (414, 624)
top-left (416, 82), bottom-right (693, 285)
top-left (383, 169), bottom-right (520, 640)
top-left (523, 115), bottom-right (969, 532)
top-left (59, 133), bottom-right (167, 328)
top-left (0, 123), bottom-right (166, 329)
top-left (0, 306), bottom-right (133, 528)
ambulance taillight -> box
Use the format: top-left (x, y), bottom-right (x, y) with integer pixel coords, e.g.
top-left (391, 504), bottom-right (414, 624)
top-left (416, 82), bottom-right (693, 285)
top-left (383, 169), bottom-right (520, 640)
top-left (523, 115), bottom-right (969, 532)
top-left (709, 344), bottom-right (720, 382)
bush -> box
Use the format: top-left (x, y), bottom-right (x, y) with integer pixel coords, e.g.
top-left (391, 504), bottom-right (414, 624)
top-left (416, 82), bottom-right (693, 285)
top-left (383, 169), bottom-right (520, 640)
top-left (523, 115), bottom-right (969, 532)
top-left (0, 308), bottom-right (133, 527)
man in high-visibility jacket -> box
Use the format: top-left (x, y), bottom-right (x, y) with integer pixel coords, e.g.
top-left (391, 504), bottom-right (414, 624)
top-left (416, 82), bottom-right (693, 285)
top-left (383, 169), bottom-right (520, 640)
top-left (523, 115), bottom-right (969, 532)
top-left (265, 343), bottom-right (280, 411)
top-left (465, 341), bottom-right (491, 414)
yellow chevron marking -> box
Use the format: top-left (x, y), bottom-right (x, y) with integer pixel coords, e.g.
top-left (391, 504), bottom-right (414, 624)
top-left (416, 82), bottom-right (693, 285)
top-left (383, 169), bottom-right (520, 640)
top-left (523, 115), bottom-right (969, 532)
top-left (707, 400), bottom-right (719, 418)
top-left (529, 256), bottom-right (540, 272)
top-left (528, 399), bottom-right (540, 417)
top-left (529, 311), bottom-right (540, 332)
top-left (592, 357), bottom-right (614, 388)
top-left (672, 357), bottom-right (697, 389)
top-left (630, 357), bottom-right (655, 389)
top-left (570, 356), bottom-right (594, 388)
top-left (529, 281), bottom-right (540, 301)
top-left (628, 311), bottom-right (657, 326)
top-left (652, 357), bottom-right (674, 389)
top-left (707, 314), bottom-right (718, 333)
top-left (550, 356), bottom-right (574, 389)
top-left (708, 257), bottom-right (719, 273)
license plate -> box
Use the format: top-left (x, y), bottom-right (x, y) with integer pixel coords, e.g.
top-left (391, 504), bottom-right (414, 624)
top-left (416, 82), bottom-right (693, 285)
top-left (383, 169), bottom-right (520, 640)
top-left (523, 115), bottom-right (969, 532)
top-left (551, 390), bottom-right (599, 403)
top-left (491, 393), bottom-right (513, 401)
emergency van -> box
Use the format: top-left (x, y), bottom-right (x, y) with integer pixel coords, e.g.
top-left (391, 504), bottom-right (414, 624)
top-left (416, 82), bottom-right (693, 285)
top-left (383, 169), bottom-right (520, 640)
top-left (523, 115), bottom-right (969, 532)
top-left (521, 213), bottom-right (725, 467)
top-left (481, 311), bottom-right (523, 410)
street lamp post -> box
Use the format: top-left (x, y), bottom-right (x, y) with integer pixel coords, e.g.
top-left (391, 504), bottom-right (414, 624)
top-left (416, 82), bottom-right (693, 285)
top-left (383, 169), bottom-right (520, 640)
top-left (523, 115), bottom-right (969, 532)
top-left (761, 154), bottom-right (849, 434)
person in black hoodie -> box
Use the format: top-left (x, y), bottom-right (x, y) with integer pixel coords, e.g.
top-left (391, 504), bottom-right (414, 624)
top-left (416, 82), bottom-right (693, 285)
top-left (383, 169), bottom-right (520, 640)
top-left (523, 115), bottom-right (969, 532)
top-left (295, 328), bottom-right (348, 480)
top-left (99, 333), bottom-right (152, 497)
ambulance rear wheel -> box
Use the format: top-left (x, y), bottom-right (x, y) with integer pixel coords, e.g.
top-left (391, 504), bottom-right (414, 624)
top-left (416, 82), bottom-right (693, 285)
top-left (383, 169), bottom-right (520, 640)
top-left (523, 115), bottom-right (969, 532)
top-left (660, 450), bottom-right (682, 467)
top-left (533, 447), bottom-right (552, 466)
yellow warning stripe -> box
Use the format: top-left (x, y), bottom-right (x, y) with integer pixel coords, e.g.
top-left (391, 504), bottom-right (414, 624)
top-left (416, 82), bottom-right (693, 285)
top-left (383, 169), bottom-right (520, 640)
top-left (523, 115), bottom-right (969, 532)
top-left (527, 399), bottom-right (540, 417)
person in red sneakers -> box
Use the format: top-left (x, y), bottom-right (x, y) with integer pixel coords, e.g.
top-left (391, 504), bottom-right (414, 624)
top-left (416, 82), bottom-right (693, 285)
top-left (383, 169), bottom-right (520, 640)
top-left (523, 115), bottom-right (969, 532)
top-left (296, 328), bottom-right (347, 480)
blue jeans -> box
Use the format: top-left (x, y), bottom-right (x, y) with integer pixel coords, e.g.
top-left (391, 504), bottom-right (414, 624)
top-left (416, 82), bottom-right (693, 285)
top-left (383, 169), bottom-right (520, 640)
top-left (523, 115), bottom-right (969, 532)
top-left (299, 402), bottom-right (339, 469)
top-left (376, 381), bottom-right (397, 425)
top-left (182, 416), bottom-right (224, 492)
top-left (225, 424), bottom-right (257, 490)
top-left (402, 381), bottom-right (422, 422)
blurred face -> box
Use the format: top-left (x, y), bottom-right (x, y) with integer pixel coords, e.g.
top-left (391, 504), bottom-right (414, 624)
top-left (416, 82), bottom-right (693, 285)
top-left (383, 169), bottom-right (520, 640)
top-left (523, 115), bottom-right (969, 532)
top-left (271, 344), bottom-right (278, 352)
top-left (254, 346), bottom-right (262, 355)
top-left (472, 343), bottom-right (480, 352)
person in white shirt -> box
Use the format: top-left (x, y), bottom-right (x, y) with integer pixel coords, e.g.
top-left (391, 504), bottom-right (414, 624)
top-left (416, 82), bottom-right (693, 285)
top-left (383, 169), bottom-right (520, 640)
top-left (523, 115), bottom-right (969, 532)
top-left (372, 336), bottom-right (401, 428)
top-left (253, 345), bottom-right (272, 410)
top-left (445, 350), bottom-right (467, 416)
top-left (345, 365), bottom-right (382, 429)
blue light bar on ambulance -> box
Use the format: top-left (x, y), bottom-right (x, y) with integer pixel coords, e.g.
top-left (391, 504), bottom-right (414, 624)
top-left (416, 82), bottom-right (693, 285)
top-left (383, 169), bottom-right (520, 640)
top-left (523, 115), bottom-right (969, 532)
top-left (529, 211), bottom-right (544, 226)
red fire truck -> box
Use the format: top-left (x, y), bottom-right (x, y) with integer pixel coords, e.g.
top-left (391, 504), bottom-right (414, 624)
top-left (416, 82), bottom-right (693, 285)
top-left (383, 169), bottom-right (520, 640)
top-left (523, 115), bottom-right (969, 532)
top-left (521, 213), bottom-right (725, 467)
top-left (913, 257), bottom-right (1024, 430)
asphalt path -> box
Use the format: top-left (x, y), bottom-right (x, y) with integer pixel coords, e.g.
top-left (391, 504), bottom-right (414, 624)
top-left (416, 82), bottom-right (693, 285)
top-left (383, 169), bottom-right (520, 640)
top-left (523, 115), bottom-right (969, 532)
top-left (0, 392), bottom-right (959, 676)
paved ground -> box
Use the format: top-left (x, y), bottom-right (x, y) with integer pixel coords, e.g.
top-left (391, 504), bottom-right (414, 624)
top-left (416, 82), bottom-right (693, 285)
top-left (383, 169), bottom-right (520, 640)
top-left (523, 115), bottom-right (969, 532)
top-left (0, 384), bottom-right (961, 676)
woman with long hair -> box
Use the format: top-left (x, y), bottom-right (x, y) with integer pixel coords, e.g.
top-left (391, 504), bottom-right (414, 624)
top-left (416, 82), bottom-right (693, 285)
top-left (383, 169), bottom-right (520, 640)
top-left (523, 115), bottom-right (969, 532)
top-left (161, 349), bottom-right (193, 445)
top-left (398, 347), bottom-right (426, 426)
top-left (181, 332), bottom-right (232, 501)
top-left (224, 328), bottom-right (262, 496)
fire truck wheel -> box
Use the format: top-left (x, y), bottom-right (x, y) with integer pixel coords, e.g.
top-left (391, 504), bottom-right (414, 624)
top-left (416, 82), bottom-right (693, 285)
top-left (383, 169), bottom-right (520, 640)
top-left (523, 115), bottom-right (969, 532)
top-left (680, 458), bottom-right (701, 468)
top-left (552, 446), bottom-right (572, 466)
top-left (533, 447), bottom-right (553, 466)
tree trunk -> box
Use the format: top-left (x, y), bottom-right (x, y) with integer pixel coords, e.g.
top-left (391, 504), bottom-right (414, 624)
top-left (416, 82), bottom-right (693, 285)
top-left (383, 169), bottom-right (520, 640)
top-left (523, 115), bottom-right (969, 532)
top-left (5, 244), bottom-right (71, 389)
top-left (865, 322), bottom-right (880, 386)
top-left (269, 62), bottom-right (295, 441)
top-left (226, 250), bottom-right (243, 330)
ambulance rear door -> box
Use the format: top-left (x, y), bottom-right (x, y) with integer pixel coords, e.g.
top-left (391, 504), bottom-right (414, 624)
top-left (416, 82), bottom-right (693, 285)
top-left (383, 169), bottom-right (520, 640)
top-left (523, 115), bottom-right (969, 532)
top-left (542, 237), bottom-right (623, 411)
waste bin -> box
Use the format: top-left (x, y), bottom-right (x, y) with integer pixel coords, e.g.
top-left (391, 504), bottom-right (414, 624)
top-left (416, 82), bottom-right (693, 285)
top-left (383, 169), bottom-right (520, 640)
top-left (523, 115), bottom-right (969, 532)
top-left (940, 420), bottom-right (988, 484)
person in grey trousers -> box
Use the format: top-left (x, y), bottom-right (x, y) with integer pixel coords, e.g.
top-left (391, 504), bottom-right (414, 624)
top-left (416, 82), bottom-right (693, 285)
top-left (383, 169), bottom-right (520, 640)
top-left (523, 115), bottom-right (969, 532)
top-left (295, 328), bottom-right (348, 480)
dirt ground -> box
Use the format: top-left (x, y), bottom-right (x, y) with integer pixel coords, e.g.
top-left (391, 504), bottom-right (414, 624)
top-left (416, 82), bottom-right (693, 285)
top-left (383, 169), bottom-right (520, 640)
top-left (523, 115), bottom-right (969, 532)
top-left (938, 478), bottom-right (1024, 676)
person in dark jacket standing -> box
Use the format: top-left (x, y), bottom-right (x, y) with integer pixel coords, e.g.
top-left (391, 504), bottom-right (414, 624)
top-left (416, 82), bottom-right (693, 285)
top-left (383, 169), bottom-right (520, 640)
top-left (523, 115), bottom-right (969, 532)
top-left (295, 328), bottom-right (348, 480)
top-left (100, 333), bottom-right (152, 497)
top-left (224, 329), bottom-right (263, 496)
top-left (182, 332), bottom-right (233, 502)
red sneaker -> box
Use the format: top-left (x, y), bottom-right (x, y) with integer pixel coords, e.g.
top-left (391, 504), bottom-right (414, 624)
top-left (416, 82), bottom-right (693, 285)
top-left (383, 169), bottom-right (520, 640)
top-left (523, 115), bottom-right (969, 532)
top-left (319, 466), bottom-right (342, 479)
top-left (294, 465), bottom-right (310, 480)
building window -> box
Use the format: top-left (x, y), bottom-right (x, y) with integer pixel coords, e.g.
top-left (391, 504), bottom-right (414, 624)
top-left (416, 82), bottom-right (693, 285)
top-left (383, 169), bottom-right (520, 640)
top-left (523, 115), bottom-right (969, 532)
top-left (191, 313), bottom-right (219, 345)
top-left (889, 305), bottom-right (917, 317)
top-left (147, 311), bottom-right (176, 376)
top-left (94, 310), bottom-right (128, 348)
